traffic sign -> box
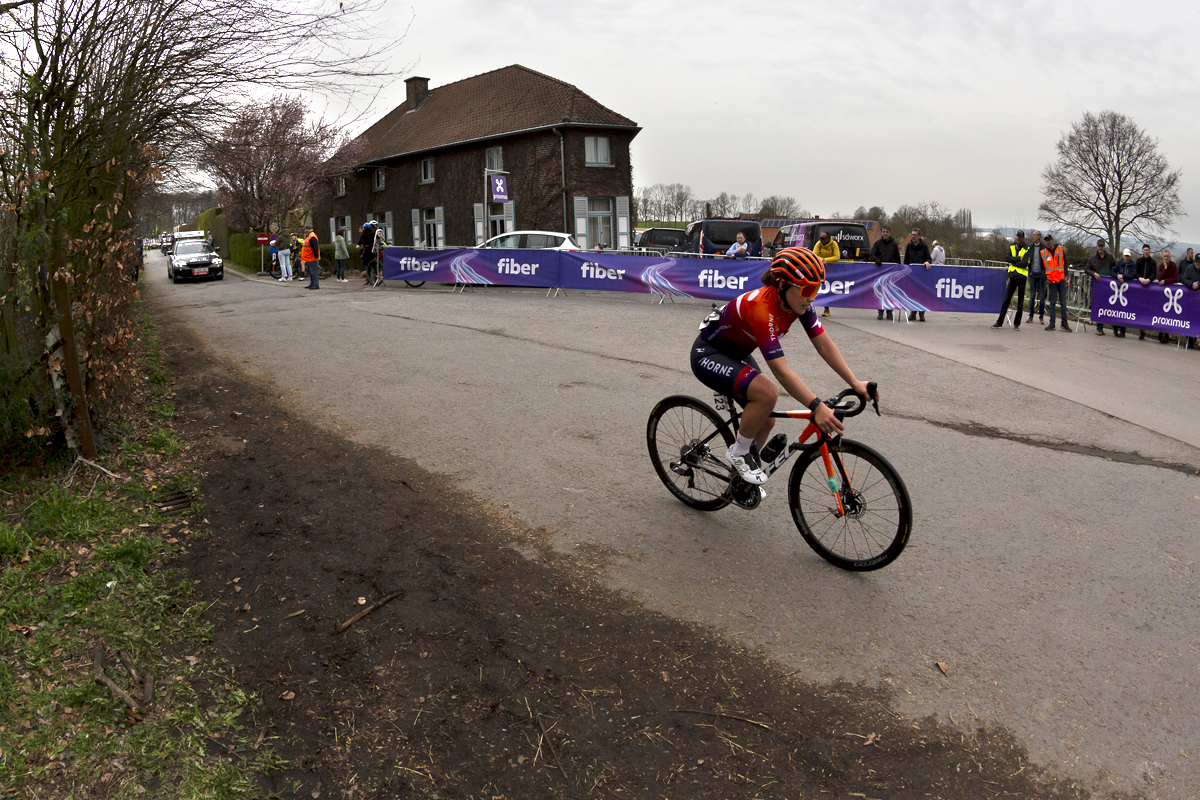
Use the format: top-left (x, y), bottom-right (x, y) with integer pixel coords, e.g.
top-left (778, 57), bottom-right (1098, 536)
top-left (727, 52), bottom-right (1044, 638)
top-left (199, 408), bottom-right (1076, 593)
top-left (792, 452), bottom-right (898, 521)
top-left (257, 233), bottom-right (269, 244)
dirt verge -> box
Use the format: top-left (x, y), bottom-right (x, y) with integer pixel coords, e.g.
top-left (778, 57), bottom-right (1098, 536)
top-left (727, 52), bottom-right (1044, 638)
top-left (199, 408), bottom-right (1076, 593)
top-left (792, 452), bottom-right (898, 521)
top-left (158, 305), bottom-right (1116, 800)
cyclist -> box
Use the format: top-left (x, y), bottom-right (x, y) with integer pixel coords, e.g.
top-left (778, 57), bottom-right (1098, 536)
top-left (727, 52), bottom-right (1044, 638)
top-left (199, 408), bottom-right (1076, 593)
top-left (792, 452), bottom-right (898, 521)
top-left (691, 246), bottom-right (876, 485)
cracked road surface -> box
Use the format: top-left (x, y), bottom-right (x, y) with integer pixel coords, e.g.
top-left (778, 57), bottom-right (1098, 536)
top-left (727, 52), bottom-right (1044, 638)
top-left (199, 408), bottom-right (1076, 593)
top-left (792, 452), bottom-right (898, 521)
top-left (151, 257), bottom-right (1200, 799)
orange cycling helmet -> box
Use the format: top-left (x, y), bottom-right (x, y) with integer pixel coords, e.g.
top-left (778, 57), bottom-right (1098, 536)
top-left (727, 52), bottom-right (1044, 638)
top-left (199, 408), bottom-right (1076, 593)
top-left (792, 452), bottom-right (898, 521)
top-left (769, 247), bottom-right (826, 298)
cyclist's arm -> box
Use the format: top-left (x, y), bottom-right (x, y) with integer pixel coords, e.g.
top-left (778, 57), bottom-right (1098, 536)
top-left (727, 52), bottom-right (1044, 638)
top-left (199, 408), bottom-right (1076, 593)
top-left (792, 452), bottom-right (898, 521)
top-left (764, 355), bottom-right (843, 435)
top-left (810, 332), bottom-right (874, 401)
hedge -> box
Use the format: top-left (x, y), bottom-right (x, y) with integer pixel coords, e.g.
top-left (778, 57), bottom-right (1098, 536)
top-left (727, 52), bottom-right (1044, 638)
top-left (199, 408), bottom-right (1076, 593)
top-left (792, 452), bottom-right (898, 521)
top-left (225, 232), bottom-right (364, 273)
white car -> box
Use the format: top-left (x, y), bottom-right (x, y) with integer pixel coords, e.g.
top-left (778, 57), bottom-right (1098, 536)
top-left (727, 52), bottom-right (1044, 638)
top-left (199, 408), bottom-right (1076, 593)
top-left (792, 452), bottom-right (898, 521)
top-left (482, 231), bottom-right (579, 250)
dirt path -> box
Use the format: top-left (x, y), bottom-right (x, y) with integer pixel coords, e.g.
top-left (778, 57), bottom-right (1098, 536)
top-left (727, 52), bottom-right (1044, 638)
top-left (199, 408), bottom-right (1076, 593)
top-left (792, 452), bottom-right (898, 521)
top-left (157, 305), bottom-right (1108, 799)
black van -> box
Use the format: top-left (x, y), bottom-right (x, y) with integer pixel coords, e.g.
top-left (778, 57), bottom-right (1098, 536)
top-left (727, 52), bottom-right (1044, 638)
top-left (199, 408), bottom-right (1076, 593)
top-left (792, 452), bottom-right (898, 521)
top-left (639, 227), bottom-right (689, 255)
top-left (684, 219), bottom-right (763, 257)
top-left (767, 221), bottom-right (870, 260)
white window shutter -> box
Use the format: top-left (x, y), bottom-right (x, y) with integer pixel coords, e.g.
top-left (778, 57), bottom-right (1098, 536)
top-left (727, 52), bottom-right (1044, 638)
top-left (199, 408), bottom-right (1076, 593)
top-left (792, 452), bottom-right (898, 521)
top-left (473, 203), bottom-right (485, 245)
top-left (329, 217), bottom-right (336, 243)
top-left (573, 196), bottom-right (589, 250)
top-left (384, 211), bottom-right (393, 245)
top-left (411, 209), bottom-right (420, 247)
top-left (616, 196), bottom-right (630, 249)
top-left (503, 202), bottom-right (514, 233)
top-left (434, 206), bottom-right (445, 247)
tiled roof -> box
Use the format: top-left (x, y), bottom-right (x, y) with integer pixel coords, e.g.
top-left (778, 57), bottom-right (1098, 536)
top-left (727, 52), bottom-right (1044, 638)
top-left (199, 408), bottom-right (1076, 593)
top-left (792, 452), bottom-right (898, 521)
top-left (356, 65), bottom-right (639, 164)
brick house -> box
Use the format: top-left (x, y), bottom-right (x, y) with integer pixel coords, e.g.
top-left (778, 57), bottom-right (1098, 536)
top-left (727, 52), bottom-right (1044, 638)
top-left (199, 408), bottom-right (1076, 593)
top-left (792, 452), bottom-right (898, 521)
top-left (312, 65), bottom-right (640, 250)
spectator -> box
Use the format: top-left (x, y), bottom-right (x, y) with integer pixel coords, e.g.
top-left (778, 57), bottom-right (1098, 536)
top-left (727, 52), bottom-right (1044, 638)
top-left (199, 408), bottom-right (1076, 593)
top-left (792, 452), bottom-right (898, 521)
top-left (300, 224), bottom-right (320, 290)
top-left (931, 240), bottom-right (946, 265)
top-left (275, 233), bottom-right (293, 282)
top-left (1156, 249), bottom-right (1178, 343)
top-left (991, 230), bottom-right (1031, 330)
top-left (359, 222), bottom-right (377, 284)
top-left (1025, 230), bottom-right (1046, 323)
top-left (1111, 248), bottom-right (1138, 337)
top-left (1040, 233), bottom-right (1069, 331)
top-left (1180, 253), bottom-right (1200, 349)
top-left (1084, 239), bottom-right (1116, 335)
top-left (1134, 244), bottom-right (1157, 339)
top-left (904, 228), bottom-right (932, 321)
top-left (1181, 247), bottom-right (1195, 275)
top-left (726, 232), bottom-right (750, 259)
top-left (372, 222), bottom-right (388, 278)
top-left (870, 225), bottom-right (901, 320)
top-left (813, 230), bottom-right (840, 317)
top-left (333, 229), bottom-right (349, 282)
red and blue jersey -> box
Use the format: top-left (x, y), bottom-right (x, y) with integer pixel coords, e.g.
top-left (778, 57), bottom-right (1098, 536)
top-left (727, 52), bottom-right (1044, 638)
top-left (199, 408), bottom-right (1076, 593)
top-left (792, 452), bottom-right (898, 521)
top-left (701, 285), bottom-right (824, 361)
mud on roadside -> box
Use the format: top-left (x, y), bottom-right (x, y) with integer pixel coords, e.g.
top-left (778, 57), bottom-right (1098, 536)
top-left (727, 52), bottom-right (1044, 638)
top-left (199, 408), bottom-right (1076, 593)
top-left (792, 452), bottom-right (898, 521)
top-left (157, 306), bottom-right (1118, 800)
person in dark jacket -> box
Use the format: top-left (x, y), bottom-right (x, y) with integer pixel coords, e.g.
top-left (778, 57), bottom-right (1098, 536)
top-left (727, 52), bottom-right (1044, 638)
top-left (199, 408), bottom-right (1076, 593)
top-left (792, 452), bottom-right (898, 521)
top-left (1156, 249), bottom-right (1179, 343)
top-left (1025, 230), bottom-right (1046, 323)
top-left (1134, 245), bottom-right (1157, 339)
top-left (903, 228), bottom-right (932, 321)
top-left (1180, 255), bottom-right (1200, 349)
top-left (358, 222), bottom-right (377, 284)
top-left (991, 230), bottom-right (1031, 330)
top-left (869, 225), bottom-right (902, 320)
top-left (1111, 248), bottom-right (1138, 337)
top-left (1084, 239), bottom-right (1115, 335)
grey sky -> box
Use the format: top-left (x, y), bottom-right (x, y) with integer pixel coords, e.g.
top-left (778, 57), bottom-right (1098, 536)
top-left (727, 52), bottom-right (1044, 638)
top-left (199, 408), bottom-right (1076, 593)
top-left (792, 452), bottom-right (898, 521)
top-left (349, 0), bottom-right (1200, 241)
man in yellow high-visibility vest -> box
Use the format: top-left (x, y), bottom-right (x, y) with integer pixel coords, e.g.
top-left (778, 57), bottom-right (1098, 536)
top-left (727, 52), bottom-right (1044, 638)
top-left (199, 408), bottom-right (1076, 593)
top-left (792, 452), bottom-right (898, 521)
top-left (991, 230), bottom-right (1031, 330)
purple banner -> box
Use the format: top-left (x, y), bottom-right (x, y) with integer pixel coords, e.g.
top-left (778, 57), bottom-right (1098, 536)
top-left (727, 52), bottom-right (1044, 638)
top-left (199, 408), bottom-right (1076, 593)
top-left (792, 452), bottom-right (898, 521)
top-left (382, 248), bottom-right (1009, 313)
top-left (381, 248), bottom-right (559, 288)
top-left (1090, 277), bottom-right (1199, 336)
top-left (490, 175), bottom-right (509, 203)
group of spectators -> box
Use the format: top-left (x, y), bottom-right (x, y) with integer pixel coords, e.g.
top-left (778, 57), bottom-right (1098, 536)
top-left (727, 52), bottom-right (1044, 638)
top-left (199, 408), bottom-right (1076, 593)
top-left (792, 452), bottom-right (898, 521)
top-left (267, 221), bottom-right (388, 290)
top-left (866, 225), bottom-right (942, 322)
top-left (992, 230), bottom-right (1198, 347)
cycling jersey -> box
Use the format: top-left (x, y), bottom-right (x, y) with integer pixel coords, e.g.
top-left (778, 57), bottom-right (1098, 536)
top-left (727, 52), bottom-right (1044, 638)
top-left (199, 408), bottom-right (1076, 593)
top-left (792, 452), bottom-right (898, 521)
top-left (701, 285), bottom-right (824, 361)
top-left (692, 285), bottom-right (825, 403)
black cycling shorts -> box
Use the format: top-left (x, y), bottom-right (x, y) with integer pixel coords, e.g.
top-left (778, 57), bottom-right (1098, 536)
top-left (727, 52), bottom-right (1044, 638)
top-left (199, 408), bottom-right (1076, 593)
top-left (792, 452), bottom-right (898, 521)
top-left (690, 335), bottom-right (760, 403)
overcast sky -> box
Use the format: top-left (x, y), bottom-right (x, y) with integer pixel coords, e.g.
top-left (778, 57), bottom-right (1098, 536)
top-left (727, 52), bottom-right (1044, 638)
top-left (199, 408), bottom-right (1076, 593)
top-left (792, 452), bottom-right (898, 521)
top-left (338, 0), bottom-right (1200, 243)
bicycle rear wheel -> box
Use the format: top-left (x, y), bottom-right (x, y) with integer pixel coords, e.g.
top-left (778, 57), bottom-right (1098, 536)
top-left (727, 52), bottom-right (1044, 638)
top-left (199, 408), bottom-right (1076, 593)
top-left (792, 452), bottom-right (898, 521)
top-left (787, 438), bottom-right (911, 571)
top-left (646, 395), bottom-right (733, 511)
top-left (404, 280), bottom-right (426, 287)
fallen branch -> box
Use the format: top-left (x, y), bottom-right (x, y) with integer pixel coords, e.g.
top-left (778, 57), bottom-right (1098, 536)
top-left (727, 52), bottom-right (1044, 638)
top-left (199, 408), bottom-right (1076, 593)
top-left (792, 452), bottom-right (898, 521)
top-left (76, 457), bottom-right (120, 480)
top-left (142, 670), bottom-right (155, 707)
top-left (118, 650), bottom-right (141, 684)
top-left (92, 642), bottom-right (139, 711)
top-left (537, 713), bottom-right (569, 781)
top-left (672, 708), bottom-right (773, 731)
top-left (334, 590), bottom-right (403, 634)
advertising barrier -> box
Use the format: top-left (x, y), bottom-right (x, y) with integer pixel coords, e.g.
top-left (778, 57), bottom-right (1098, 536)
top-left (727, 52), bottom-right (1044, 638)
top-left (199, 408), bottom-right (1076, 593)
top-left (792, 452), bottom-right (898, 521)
top-left (382, 248), bottom-right (1008, 313)
top-left (1090, 277), bottom-right (1199, 336)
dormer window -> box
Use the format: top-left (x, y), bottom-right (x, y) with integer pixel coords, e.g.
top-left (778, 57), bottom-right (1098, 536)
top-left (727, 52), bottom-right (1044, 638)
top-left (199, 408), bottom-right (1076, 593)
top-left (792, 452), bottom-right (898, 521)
top-left (373, 169), bottom-right (386, 191)
top-left (333, 176), bottom-right (346, 197)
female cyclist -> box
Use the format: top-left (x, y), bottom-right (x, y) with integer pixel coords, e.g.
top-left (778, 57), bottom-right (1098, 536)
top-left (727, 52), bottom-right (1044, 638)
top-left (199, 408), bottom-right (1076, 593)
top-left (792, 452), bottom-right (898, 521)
top-left (690, 246), bottom-right (877, 485)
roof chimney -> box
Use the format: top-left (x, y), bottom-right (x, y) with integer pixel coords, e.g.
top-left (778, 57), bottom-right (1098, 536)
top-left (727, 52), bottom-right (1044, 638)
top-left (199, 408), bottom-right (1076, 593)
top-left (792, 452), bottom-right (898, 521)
top-left (405, 76), bottom-right (430, 111)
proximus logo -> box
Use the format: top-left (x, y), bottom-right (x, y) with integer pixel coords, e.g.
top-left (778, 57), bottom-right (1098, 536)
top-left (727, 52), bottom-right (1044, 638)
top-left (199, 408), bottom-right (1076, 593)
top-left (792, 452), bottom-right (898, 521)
top-left (1109, 281), bottom-right (1128, 306)
top-left (1163, 287), bottom-right (1183, 314)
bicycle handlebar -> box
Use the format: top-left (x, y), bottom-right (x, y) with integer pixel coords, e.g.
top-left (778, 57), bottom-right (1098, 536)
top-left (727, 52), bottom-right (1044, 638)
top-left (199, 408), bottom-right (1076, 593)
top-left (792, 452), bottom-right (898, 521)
top-left (824, 381), bottom-right (880, 420)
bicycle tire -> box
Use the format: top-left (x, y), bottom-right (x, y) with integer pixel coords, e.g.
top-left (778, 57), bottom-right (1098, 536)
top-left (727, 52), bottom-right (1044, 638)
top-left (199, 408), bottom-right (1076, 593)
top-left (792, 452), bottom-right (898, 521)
top-left (646, 395), bottom-right (734, 511)
top-left (404, 280), bottom-right (426, 287)
top-left (787, 438), bottom-right (911, 571)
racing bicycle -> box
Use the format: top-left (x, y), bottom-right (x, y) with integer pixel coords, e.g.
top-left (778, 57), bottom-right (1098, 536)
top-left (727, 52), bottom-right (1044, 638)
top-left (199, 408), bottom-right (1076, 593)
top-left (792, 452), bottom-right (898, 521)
top-left (646, 383), bottom-right (912, 571)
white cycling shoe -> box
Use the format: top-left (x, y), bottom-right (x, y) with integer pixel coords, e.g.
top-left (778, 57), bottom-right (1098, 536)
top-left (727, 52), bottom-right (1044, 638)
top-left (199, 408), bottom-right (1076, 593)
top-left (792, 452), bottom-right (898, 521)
top-left (726, 449), bottom-right (768, 485)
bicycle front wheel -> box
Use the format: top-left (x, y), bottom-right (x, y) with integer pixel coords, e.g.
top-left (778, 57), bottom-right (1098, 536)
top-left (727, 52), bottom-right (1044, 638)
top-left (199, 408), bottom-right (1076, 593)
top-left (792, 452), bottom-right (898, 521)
top-left (787, 438), bottom-right (911, 571)
top-left (646, 395), bottom-right (733, 511)
top-left (404, 280), bottom-right (426, 287)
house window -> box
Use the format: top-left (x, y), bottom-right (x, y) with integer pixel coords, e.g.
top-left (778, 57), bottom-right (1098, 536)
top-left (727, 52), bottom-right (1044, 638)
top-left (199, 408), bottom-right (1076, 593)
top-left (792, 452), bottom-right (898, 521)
top-left (487, 202), bottom-right (507, 239)
top-left (420, 158), bottom-right (434, 184)
top-left (421, 208), bottom-right (437, 247)
top-left (485, 146), bottom-right (503, 172)
top-left (373, 169), bottom-right (386, 191)
top-left (585, 136), bottom-right (611, 166)
top-left (587, 197), bottom-right (614, 248)
top-left (334, 215), bottom-right (351, 237)
top-left (333, 176), bottom-right (346, 197)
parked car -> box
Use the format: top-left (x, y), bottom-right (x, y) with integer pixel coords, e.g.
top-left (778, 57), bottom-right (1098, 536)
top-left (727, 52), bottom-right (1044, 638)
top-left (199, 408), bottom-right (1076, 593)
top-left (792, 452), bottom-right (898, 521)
top-left (168, 238), bottom-right (223, 283)
top-left (638, 227), bottom-right (689, 255)
top-left (482, 231), bottom-right (579, 250)
top-left (767, 221), bottom-right (871, 261)
top-left (684, 219), bottom-right (763, 257)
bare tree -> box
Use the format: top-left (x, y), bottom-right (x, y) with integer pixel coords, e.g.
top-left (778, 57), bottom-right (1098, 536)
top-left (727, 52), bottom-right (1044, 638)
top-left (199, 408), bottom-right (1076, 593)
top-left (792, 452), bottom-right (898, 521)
top-left (1038, 111), bottom-right (1182, 253)
top-left (758, 195), bottom-right (804, 219)
top-left (199, 95), bottom-right (363, 233)
top-left (739, 193), bottom-right (757, 215)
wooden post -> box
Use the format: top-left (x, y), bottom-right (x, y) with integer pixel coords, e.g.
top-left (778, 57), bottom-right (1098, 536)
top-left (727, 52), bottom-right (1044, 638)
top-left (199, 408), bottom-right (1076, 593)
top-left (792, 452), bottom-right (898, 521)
top-left (50, 251), bottom-right (97, 459)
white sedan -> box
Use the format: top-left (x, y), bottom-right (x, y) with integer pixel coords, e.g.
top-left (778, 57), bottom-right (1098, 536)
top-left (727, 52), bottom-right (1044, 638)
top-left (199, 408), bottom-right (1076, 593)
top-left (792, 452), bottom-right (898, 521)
top-left (482, 231), bottom-right (579, 250)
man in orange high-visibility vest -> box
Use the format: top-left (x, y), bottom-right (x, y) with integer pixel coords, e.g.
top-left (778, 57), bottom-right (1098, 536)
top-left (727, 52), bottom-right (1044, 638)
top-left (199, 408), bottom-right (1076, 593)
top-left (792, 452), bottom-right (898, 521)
top-left (301, 225), bottom-right (321, 291)
top-left (1041, 234), bottom-right (1069, 331)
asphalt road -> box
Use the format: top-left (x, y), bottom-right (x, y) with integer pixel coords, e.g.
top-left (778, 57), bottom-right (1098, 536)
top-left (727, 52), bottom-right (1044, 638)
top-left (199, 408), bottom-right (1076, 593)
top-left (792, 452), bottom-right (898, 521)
top-left (148, 255), bottom-right (1200, 799)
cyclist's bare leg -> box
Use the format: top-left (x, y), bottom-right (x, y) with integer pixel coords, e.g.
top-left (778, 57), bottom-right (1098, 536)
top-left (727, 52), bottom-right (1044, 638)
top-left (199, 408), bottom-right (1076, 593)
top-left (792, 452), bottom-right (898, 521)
top-left (739, 374), bottom-right (778, 446)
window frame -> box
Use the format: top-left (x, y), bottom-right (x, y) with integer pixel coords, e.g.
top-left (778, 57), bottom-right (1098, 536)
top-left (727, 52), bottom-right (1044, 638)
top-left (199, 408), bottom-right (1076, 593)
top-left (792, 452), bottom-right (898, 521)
top-left (485, 146), bottom-right (503, 172)
top-left (585, 136), bottom-right (612, 167)
top-left (419, 158), bottom-right (435, 184)
top-left (586, 196), bottom-right (615, 248)
top-left (333, 176), bottom-right (346, 197)
top-left (372, 169), bottom-right (386, 192)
